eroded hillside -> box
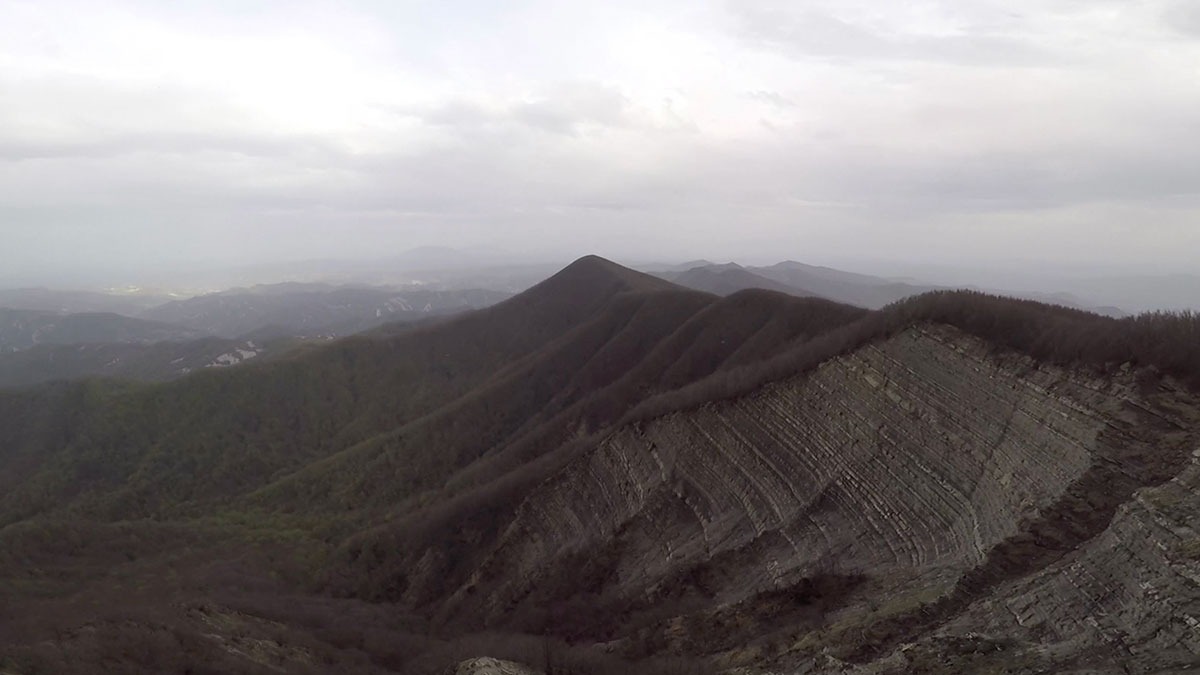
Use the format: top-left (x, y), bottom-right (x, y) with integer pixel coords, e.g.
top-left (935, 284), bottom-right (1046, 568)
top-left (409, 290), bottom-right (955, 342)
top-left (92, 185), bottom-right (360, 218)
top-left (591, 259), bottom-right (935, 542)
top-left (346, 323), bottom-right (1197, 672)
top-left (1, 256), bottom-right (1199, 674)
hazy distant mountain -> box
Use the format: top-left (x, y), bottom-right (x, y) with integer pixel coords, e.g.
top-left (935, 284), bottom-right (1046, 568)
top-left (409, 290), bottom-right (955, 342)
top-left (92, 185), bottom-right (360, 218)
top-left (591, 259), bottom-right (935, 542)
top-left (0, 288), bottom-right (169, 315)
top-left (115, 247), bottom-right (559, 291)
top-left (647, 259), bottom-right (942, 308)
top-left (748, 260), bottom-right (941, 309)
top-left (641, 259), bottom-right (718, 273)
top-left (385, 263), bottom-right (567, 294)
top-left (0, 308), bottom-right (204, 352)
top-left (1016, 291), bottom-right (1127, 318)
top-left (1051, 274), bottom-right (1200, 313)
top-left (0, 336), bottom-right (281, 389)
top-left (662, 263), bottom-right (814, 297)
top-left (815, 261), bottom-right (1200, 313)
top-left (677, 260), bottom-right (1130, 317)
top-left (141, 283), bottom-right (511, 338)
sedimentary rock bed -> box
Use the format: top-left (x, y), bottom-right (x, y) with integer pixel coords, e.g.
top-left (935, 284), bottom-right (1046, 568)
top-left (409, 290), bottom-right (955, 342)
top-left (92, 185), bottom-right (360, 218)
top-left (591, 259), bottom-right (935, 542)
top-left (455, 657), bottom-right (541, 675)
top-left (921, 442), bottom-right (1200, 673)
top-left (441, 324), bottom-right (1176, 639)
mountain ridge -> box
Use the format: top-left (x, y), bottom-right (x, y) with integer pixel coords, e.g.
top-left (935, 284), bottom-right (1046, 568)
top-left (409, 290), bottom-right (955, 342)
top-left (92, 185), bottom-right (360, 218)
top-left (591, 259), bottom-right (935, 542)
top-left (2, 255), bottom-right (1200, 674)
top-left (663, 264), bottom-right (814, 298)
top-left (0, 307), bottom-right (205, 352)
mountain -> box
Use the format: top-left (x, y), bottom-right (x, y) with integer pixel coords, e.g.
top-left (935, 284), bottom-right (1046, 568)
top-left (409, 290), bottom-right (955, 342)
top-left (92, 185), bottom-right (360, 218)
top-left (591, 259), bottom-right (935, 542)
top-left (0, 308), bottom-right (204, 352)
top-left (117, 247), bottom-right (561, 292)
top-left (140, 283), bottom-right (511, 338)
top-left (0, 336), bottom-right (286, 389)
top-left (641, 259), bottom-right (718, 273)
top-left (748, 260), bottom-right (941, 309)
top-left (1, 256), bottom-right (1200, 674)
top-left (1054, 273), bottom-right (1200, 313)
top-left (0, 282), bottom-right (486, 388)
top-left (696, 260), bottom-right (1130, 317)
top-left (663, 263), bottom-right (814, 297)
top-left (0, 287), bottom-right (169, 315)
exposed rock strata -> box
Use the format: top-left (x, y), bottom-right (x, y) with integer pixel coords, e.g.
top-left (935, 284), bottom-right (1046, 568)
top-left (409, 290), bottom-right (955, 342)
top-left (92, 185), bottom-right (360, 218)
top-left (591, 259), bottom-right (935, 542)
top-left (895, 438), bottom-right (1200, 672)
top-left (455, 657), bottom-right (541, 675)
top-left (420, 325), bottom-right (1200, 671)
top-left (442, 326), bottom-right (1091, 603)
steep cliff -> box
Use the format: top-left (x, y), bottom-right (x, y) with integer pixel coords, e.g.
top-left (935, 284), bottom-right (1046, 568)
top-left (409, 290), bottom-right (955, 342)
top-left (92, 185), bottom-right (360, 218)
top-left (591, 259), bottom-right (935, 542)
top-left (891, 409), bottom-right (1200, 673)
top-left (400, 324), bottom-right (1200, 672)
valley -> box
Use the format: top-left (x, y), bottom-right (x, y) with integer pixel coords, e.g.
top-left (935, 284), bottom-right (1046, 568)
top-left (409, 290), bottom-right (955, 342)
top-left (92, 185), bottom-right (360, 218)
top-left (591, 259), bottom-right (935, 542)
top-left (0, 283), bottom-right (511, 390)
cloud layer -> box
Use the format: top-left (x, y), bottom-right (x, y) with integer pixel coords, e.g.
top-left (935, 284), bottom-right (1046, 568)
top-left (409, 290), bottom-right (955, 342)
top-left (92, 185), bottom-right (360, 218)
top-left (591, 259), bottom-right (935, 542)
top-left (2, 0), bottom-right (1198, 282)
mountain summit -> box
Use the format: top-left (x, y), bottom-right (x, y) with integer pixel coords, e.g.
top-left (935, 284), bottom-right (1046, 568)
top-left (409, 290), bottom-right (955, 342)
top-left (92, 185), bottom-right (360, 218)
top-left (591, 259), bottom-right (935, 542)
top-left (481, 255), bottom-right (686, 340)
top-left (520, 254), bottom-right (680, 303)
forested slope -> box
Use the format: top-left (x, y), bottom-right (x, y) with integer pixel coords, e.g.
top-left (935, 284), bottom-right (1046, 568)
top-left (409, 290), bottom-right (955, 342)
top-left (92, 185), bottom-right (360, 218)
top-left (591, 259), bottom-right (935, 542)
top-left (2, 256), bottom-right (1200, 674)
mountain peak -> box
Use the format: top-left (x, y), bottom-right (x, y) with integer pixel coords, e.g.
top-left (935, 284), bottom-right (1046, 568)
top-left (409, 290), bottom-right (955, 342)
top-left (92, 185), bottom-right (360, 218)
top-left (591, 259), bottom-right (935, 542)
top-left (488, 255), bottom-right (684, 332)
top-left (563, 253), bottom-right (613, 269)
top-left (544, 255), bottom-right (679, 295)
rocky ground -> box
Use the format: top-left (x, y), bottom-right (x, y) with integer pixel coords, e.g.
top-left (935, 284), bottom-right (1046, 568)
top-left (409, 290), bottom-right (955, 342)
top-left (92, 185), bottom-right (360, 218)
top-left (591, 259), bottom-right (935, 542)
top-left (419, 325), bottom-right (1200, 673)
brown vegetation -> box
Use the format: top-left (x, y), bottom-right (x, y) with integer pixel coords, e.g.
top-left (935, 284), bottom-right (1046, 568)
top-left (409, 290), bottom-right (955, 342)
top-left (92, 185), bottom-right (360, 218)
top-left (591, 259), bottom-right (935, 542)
top-left (4, 258), bottom-right (1200, 673)
top-left (626, 290), bottom-right (1200, 423)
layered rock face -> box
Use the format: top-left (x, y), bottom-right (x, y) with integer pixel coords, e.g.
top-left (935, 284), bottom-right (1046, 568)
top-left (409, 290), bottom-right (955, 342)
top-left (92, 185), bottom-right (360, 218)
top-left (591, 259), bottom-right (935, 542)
top-left (918, 438), bottom-right (1200, 672)
top-left (429, 324), bottom-right (1200, 670)
top-left (455, 657), bottom-right (541, 675)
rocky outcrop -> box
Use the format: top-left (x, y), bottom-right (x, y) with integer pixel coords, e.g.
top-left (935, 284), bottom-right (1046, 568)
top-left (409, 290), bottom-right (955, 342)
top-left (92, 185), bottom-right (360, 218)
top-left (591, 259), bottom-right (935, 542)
top-left (894, 439), bottom-right (1200, 672)
top-left (455, 657), bottom-right (541, 675)
top-left (425, 324), bottom-right (1200, 670)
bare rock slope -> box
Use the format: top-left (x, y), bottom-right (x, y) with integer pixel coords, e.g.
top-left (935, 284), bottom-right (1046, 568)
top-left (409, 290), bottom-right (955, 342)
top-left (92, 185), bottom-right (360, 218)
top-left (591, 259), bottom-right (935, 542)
top-left (419, 324), bottom-right (1200, 672)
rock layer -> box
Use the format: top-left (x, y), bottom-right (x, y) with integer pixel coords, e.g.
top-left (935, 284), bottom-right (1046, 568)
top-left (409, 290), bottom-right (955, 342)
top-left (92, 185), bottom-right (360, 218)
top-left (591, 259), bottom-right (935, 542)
top-left (424, 324), bottom-right (1200, 671)
top-left (455, 657), bottom-right (541, 675)
top-left (909, 441), bottom-right (1200, 673)
top-left (449, 327), bottom-right (1072, 600)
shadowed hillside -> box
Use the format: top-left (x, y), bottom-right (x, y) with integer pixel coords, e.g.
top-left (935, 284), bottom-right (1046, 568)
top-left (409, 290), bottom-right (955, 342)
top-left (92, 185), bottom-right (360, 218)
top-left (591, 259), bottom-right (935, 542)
top-left (0, 308), bottom-right (204, 352)
top-left (0, 258), bottom-right (692, 524)
top-left (2, 256), bottom-right (1200, 674)
top-left (0, 336), bottom-right (286, 389)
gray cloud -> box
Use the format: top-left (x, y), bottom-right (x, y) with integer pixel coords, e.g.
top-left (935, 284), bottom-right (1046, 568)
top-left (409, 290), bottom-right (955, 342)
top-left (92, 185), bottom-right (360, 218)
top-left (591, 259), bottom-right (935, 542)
top-left (1163, 1), bottom-right (1200, 37)
top-left (729, 2), bottom-right (1058, 66)
top-left (397, 82), bottom-right (634, 136)
top-left (747, 90), bottom-right (796, 108)
top-left (0, 132), bottom-right (336, 162)
top-left (1, 0), bottom-right (1199, 284)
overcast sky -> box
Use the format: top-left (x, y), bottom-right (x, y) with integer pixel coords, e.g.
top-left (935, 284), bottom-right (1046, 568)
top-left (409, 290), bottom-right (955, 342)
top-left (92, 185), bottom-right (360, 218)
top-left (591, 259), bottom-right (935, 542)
top-left (3, 0), bottom-right (1200, 285)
